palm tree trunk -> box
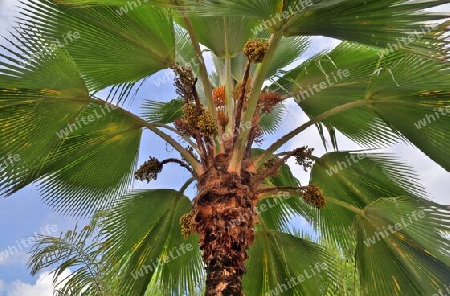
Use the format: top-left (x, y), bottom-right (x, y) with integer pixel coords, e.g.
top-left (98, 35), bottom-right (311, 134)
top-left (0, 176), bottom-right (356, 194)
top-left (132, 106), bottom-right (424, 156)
top-left (193, 169), bottom-right (256, 296)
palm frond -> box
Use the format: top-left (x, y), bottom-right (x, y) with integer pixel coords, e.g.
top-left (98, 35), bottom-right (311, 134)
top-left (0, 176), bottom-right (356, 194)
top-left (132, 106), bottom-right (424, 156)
top-left (141, 98), bottom-right (184, 124)
top-left (103, 189), bottom-right (204, 296)
top-left (259, 103), bottom-right (285, 135)
top-left (175, 15), bottom-right (257, 58)
top-left (354, 197), bottom-right (450, 295)
top-left (28, 212), bottom-right (114, 296)
top-left (0, 34), bottom-right (142, 216)
top-left (270, 42), bottom-right (450, 171)
top-left (183, 0), bottom-right (449, 58)
top-left (309, 151), bottom-right (430, 248)
top-left (244, 227), bottom-right (337, 295)
top-left (17, 0), bottom-right (175, 93)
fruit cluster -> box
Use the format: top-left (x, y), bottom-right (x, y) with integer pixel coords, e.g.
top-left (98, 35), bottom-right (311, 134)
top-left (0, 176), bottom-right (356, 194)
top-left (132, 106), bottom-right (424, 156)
top-left (177, 102), bottom-right (217, 137)
top-left (258, 92), bottom-right (282, 113)
top-left (134, 157), bottom-right (163, 183)
top-left (171, 62), bottom-right (196, 101)
top-left (180, 211), bottom-right (195, 239)
top-left (212, 85), bottom-right (226, 107)
top-left (294, 146), bottom-right (315, 171)
top-left (301, 184), bottom-right (326, 209)
top-left (243, 40), bottom-right (269, 63)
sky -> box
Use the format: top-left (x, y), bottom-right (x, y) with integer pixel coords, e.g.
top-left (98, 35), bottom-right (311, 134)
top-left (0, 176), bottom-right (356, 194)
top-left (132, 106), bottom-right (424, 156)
top-left (0, 1), bottom-right (449, 295)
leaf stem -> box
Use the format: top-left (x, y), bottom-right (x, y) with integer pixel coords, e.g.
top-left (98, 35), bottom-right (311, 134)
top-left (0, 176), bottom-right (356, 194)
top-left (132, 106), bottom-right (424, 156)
top-left (180, 177), bottom-right (195, 194)
top-left (89, 97), bottom-right (204, 175)
top-left (228, 32), bottom-right (283, 173)
top-left (253, 100), bottom-right (370, 167)
top-left (153, 123), bottom-right (197, 149)
top-left (326, 197), bottom-right (365, 216)
top-left (181, 12), bottom-right (223, 142)
top-left (161, 158), bottom-right (195, 175)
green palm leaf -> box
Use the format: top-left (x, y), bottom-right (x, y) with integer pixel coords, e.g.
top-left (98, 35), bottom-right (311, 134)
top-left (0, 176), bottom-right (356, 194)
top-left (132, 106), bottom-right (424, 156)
top-left (282, 0), bottom-right (449, 57)
top-left (308, 151), bottom-right (427, 248)
top-left (54, 0), bottom-right (171, 4)
top-left (270, 42), bottom-right (450, 171)
top-left (174, 25), bottom-right (200, 76)
top-left (354, 197), bottom-right (450, 295)
top-left (185, 0), bottom-right (448, 58)
top-left (258, 103), bottom-right (285, 135)
top-left (0, 40), bottom-right (142, 216)
top-left (310, 152), bottom-right (440, 246)
top-left (309, 151), bottom-right (450, 294)
top-left (176, 16), bottom-right (256, 58)
top-left (141, 98), bottom-right (184, 124)
top-left (243, 227), bottom-right (336, 295)
top-left (267, 36), bottom-right (311, 80)
top-left (19, 0), bottom-right (175, 92)
top-left (28, 212), bottom-right (115, 296)
top-left (103, 189), bottom-right (203, 296)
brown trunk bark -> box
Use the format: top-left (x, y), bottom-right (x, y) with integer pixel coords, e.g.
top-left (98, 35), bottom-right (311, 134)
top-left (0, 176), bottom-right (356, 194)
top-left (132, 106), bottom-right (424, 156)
top-left (193, 168), bottom-right (256, 296)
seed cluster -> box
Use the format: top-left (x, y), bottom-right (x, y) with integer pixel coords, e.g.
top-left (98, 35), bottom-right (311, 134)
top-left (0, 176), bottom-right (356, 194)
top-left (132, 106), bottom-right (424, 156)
top-left (182, 102), bottom-right (200, 126)
top-left (301, 184), bottom-right (326, 209)
top-left (171, 63), bottom-right (196, 101)
top-left (134, 157), bottom-right (163, 183)
top-left (213, 85), bottom-right (226, 107)
top-left (243, 40), bottom-right (269, 63)
top-left (178, 102), bottom-right (217, 137)
top-left (174, 118), bottom-right (194, 136)
top-left (259, 92), bottom-right (282, 113)
top-left (180, 211), bottom-right (195, 240)
top-left (197, 112), bottom-right (217, 136)
top-left (294, 146), bottom-right (315, 171)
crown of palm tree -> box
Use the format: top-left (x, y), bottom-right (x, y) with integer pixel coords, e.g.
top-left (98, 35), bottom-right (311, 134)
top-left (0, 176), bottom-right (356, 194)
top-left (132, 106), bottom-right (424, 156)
top-left (1, 0), bottom-right (450, 295)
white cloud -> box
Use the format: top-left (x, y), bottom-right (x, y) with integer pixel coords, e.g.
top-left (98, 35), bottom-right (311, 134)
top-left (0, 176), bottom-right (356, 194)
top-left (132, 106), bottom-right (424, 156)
top-left (0, 251), bottom-right (29, 267)
top-left (6, 270), bottom-right (71, 296)
top-left (0, 279), bottom-right (5, 292)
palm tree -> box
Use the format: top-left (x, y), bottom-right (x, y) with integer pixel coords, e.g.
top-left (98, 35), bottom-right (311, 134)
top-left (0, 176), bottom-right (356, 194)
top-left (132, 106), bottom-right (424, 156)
top-left (28, 212), bottom-right (206, 296)
top-left (1, 0), bottom-right (449, 295)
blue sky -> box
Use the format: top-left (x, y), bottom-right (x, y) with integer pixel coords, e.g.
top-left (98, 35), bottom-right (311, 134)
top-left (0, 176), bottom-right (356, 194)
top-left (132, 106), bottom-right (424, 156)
top-left (0, 1), bottom-right (449, 295)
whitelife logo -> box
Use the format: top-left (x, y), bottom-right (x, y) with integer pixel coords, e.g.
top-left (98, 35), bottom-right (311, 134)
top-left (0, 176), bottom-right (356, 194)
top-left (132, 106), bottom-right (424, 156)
top-left (266, 262), bottom-right (328, 296)
top-left (294, 69), bottom-right (350, 103)
top-left (251, 0), bottom-right (313, 35)
top-left (131, 243), bottom-right (193, 280)
top-left (414, 106), bottom-right (450, 130)
top-left (363, 210), bottom-right (425, 247)
top-left (56, 103), bottom-right (119, 139)
top-left (0, 224), bottom-right (59, 263)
